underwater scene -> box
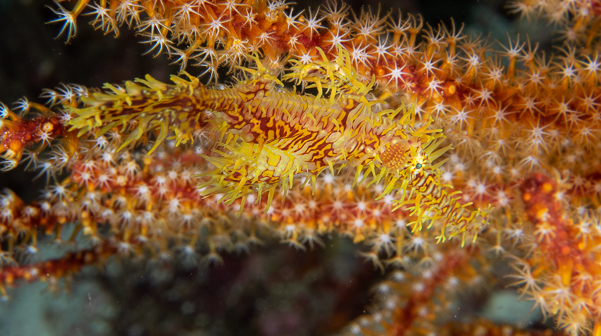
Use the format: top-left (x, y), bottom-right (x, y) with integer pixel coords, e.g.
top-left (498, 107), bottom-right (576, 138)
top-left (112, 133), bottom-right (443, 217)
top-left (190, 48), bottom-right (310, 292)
top-left (0, 0), bottom-right (600, 335)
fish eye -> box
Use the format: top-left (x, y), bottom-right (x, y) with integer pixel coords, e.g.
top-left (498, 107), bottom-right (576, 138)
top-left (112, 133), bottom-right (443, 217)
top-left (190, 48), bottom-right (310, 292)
top-left (415, 163), bottom-right (422, 169)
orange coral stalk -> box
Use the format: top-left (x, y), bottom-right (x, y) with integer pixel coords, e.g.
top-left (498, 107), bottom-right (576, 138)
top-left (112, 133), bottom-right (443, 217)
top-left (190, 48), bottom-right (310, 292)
top-left (519, 173), bottom-right (601, 335)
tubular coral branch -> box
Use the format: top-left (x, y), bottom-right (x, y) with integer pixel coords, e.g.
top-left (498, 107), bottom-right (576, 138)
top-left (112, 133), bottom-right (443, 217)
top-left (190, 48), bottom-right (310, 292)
top-left (0, 243), bottom-right (114, 297)
top-left (340, 247), bottom-right (488, 336)
top-left (0, 107), bottom-right (72, 170)
top-left (387, 250), bottom-right (470, 336)
top-left (518, 173), bottom-right (601, 335)
top-left (0, 134), bottom-right (482, 275)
